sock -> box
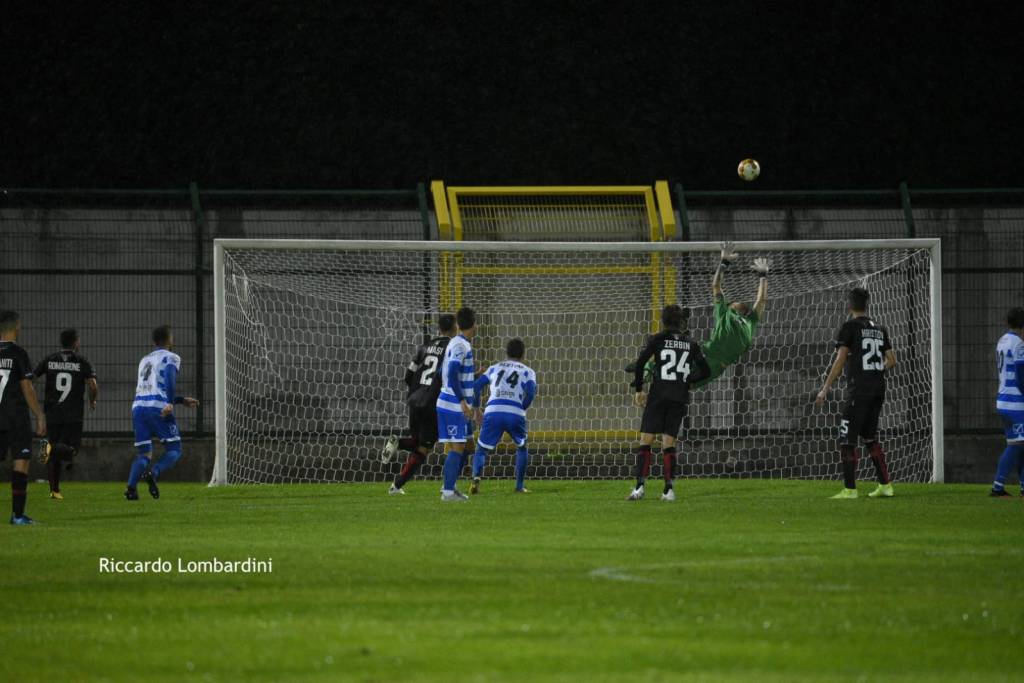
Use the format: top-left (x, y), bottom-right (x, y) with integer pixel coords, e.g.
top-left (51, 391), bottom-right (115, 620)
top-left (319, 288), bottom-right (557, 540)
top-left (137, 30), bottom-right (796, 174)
top-left (1017, 449), bottom-right (1024, 493)
top-left (472, 445), bottom-right (488, 479)
top-left (663, 447), bottom-right (677, 493)
top-left (441, 450), bottom-right (461, 492)
top-left (11, 471), bottom-right (28, 518)
top-left (151, 447), bottom-right (182, 479)
top-left (992, 445), bottom-right (1021, 491)
top-left (634, 445), bottom-right (652, 489)
top-left (127, 453), bottom-right (151, 488)
top-left (514, 446), bottom-right (529, 490)
top-left (840, 446), bottom-right (858, 490)
top-left (47, 454), bottom-right (60, 493)
top-left (395, 450), bottom-right (426, 488)
top-left (49, 444), bottom-right (74, 493)
top-left (398, 436), bottom-right (417, 451)
top-left (458, 450), bottom-right (469, 475)
top-left (867, 442), bottom-right (890, 484)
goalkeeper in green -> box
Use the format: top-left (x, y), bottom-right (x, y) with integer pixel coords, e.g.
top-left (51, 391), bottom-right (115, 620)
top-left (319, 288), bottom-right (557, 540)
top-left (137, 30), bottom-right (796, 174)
top-left (627, 243), bottom-right (769, 387)
top-left (693, 242), bottom-right (769, 389)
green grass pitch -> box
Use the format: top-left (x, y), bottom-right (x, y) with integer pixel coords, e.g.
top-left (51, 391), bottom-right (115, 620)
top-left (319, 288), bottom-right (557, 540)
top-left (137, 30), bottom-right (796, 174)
top-left (3, 479), bottom-right (1022, 682)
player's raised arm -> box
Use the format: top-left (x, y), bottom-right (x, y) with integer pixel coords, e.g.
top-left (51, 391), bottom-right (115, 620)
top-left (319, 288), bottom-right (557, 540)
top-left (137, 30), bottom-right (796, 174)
top-left (751, 258), bottom-right (770, 318)
top-left (712, 241), bottom-right (737, 302)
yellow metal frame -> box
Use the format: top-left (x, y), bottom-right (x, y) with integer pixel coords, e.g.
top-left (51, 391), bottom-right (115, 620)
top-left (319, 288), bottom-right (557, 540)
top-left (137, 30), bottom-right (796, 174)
top-left (428, 181), bottom-right (679, 448)
top-left (431, 182), bottom-right (677, 332)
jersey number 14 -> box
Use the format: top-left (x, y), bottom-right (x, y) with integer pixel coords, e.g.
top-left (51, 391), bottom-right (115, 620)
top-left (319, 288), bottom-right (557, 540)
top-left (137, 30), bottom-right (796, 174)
top-left (659, 349), bottom-right (691, 381)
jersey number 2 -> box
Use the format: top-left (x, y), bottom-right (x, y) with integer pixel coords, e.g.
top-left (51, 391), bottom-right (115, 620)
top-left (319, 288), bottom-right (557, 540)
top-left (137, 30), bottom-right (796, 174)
top-left (659, 349), bottom-right (691, 381)
top-left (419, 355), bottom-right (439, 386)
top-left (861, 338), bottom-right (885, 371)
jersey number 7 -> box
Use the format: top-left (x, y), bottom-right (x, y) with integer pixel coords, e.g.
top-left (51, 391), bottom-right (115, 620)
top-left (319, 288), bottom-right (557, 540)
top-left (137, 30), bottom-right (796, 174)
top-left (659, 349), bottom-right (691, 381)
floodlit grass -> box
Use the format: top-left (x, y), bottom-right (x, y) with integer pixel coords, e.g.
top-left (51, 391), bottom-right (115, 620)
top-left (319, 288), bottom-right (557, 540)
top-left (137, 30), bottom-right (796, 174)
top-left (3, 479), bottom-right (1021, 682)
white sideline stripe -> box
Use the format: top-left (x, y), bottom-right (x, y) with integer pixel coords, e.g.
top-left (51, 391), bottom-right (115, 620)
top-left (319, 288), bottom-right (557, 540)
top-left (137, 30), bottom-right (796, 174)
top-left (588, 567), bottom-right (656, 584)
top-left (590, 556), bottom-right (822, 584)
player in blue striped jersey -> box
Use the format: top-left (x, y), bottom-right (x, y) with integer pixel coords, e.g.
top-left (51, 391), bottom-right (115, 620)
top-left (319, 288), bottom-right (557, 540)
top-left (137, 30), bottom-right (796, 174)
top-left (990, 307), bottom-right (1024, 497)
top-left (436, 307), bottom-right (479, 502)
top-left (124, 326), bottom-right (198, 501)
top-left (470, 338), bottom-right (537, 494)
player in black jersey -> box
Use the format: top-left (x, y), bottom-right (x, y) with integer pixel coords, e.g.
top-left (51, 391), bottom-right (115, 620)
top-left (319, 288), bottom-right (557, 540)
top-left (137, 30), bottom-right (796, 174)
top-left (32, 329), bottom-right (99, 500)
top-left (627, 304), bottom-right (710, 501)
top-left (381, 314), bottom-right (457, 495)
top-left (815, 288), bottom-right (897, 499)
top-left (0, 311), bottom-right (47, 525)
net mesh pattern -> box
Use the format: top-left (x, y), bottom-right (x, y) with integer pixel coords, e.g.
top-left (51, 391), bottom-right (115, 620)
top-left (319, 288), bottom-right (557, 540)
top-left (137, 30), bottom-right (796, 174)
top-left (220, 244), bottom-right (935, 484)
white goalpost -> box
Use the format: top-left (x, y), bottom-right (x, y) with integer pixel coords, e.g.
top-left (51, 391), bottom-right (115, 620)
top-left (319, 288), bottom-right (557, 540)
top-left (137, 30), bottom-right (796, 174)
top-left (211, 238), bottom-right (943, 485)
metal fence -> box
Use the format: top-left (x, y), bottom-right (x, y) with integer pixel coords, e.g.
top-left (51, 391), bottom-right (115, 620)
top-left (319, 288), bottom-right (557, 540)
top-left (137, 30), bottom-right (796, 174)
top-left (1, 184), bottom-right (1021, 437)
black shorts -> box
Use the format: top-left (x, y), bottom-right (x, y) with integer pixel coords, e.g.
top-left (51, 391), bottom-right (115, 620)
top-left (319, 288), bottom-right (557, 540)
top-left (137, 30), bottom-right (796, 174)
top-left (840, 393), bottom-right (885, 446)
top-left (48, 421), bottom-right (84, 453)
top-left (408, 403), bottom-right (439, 450)
top-left (0, 423), bottom-right (33, 460)
top-left (640, 396), bottom-right (689, 437)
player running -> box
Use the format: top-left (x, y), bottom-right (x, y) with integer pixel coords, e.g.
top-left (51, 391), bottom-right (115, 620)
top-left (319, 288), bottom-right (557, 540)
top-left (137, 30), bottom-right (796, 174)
top-left (469, 338), bottom-right (537, 494)
top-left (381, 314), bottom-right (457, 495)
top-left (815, 287), bottom-right (896, 499)
top-left (0, 311), bottom-right (47, 525)
top-left (989, 307), bottom-right (1024, 497)
top-left (125, 325), bottom-right (199, 501)
top-left (627, 304), bottom-right (710, 501)
top-left (33, 328), bottom-right (99, 500)
top-left (436, 307), bottom-right (479, 502)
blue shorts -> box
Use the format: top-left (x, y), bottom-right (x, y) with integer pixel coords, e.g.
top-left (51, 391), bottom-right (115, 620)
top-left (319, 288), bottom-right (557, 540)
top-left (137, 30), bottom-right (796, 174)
top-left (477, 411), bottom-right (527, 450)
top-left (437, 408), bottom-right (474, 444)
top-left (132, 408), bottom-right (181, 453)
top-left (1000, 410), bottom-right (1024, 444)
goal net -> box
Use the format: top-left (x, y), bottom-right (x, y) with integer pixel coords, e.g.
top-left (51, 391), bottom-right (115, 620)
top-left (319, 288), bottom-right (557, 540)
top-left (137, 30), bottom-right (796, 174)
top-left (212, 239), bottom-right (942, 485)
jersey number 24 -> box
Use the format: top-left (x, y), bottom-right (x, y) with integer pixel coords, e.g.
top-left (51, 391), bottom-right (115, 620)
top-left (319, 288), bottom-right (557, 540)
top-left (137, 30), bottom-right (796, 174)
top-left (659, 349), bottom-right (691, 381)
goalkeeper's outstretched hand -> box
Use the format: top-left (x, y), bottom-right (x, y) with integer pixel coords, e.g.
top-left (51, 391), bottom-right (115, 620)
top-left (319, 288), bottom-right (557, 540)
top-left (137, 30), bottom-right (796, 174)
top-left (720, 241), bottom-right (738, 264)
top-left (751, 257), bottom-right (771, 275)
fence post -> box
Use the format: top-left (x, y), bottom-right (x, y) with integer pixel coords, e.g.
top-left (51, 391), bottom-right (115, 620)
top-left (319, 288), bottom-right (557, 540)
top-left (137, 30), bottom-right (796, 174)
top-left (189, 181), bottom-right (208, 434)
top-left (673, 183), bottom-right (690, 241)
top-left (416, 183), bottom-right (432, 339)
top-left (899, 181), bottom-right (916, 238)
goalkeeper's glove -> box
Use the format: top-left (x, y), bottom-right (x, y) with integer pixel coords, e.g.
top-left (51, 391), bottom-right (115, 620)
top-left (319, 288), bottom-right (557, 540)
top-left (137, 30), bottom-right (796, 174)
top-left (751, 257), bottom-right (771, 277)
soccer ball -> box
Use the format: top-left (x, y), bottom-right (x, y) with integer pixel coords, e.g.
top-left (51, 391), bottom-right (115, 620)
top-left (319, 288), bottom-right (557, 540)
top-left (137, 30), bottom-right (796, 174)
top-left (737, 158), bottom-right (760, 181)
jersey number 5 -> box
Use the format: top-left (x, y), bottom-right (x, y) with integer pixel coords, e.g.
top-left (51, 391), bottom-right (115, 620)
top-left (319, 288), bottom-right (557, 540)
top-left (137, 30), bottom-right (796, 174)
top-left (861, 338), bottom-right (885, 371)
top-left (659, 349), bottom-right (691, 381)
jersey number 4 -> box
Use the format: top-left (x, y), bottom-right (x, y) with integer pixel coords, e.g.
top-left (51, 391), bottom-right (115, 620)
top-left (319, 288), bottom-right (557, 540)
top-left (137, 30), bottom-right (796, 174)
top-left (862, 338), bottom-right (885, 371)
top-left (659, 349), bottom-right (691, 381)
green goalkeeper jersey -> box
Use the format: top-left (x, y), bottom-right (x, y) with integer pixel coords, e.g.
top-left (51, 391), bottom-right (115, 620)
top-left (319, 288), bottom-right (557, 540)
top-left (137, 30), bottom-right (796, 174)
top-left (693, 297), bottom-right (759, 388)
